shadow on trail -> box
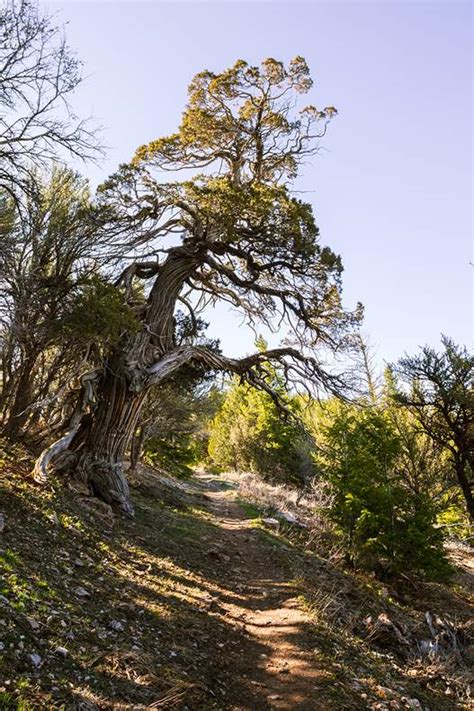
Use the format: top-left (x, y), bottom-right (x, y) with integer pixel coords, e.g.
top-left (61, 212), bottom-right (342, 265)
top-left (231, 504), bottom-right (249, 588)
top-left (117, 470), bottom-right (337, 709)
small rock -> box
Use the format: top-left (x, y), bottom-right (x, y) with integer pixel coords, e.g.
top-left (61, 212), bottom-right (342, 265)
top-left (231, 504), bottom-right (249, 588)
top-left (74, 587), bottom-right (90, 597)
top-left (0, 513), bottom-right (5, 532)
top-left (109, 620), bottom-right (124, 632)
top-left (77, 497), bottom-right (114, 520)
top-left (262, 517), bottom-right (279, 528)
top-left (74, 558), bottom-right (84, 567)
top-left (26, 617), bottom-right (40, 630)
top-left (405, 700), bottom-right (422, 710)
top-left (29, 653), bottom-right (42, 668)
top-left (54, 646), bottom-right (68, 657)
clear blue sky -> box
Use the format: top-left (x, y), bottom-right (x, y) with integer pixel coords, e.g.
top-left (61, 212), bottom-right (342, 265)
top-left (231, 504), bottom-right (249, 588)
top-left (46, 0), bottom-right (473, 365)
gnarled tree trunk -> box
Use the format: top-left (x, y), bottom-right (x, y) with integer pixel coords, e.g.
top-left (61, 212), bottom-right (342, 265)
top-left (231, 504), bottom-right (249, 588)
top-left (35, 249), bottom-right (200, 515)
top-left (69, 357), bottom-right (146, 515)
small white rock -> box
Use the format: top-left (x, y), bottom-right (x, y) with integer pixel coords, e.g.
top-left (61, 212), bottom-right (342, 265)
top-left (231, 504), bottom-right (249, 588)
top-left (74, 587), bottom-right (90, 597)
top-left (109, 620), bottom-right (124, 632)
top-left (262, 517), bottom-right (280, 528)
top-left (29, 653), bottom-right (42, 668)
top-left (54, 646), bottom-right (69, 657)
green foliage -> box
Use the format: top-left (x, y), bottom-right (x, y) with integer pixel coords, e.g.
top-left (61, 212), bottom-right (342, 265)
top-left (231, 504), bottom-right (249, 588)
top-left (437, 501), bottom-right (471, 540)
top-left (311, 400), bottom-right (451, 580)
top-left (133, 57), bottom-right (335, 182)
top-left (393, 337), bottom-right (474, 520)
top-left (60, 275), bottom-right (141, 350)
top-left (138, 320), bottom-right (223, 477)
top-left (208, 367), bottom-right (310, 484)
top-left (144, 434), bottom-right (199, 479)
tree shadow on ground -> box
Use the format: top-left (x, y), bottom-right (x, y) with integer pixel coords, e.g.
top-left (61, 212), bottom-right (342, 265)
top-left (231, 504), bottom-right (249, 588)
top-left (0, 465), bottom-right (469, 710)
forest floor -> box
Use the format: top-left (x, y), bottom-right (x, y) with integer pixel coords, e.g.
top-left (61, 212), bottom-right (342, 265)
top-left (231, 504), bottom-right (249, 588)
top-left (0, 444), bottom-right (472, 709)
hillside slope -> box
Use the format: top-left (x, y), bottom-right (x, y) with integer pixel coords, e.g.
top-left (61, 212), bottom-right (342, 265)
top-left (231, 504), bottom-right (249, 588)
top-left (0, 447), bottom-right (472, 709)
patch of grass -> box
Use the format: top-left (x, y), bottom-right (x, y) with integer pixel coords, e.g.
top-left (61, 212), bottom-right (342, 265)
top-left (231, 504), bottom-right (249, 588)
top-left (236, 497), bottom-right (264, 519)
top-left (0, 548), bottom-right (20, 570)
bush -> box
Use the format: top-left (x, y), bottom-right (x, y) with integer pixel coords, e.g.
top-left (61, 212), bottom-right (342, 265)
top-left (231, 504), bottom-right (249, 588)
top-left (313, 401), bottom-right (452, 580)
top-left (208, 376), bottom-right (311, 484)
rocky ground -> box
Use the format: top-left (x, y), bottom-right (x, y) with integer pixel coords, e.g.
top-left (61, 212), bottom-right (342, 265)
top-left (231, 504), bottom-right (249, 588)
top-left (0, 442), bottom-right (472, 709)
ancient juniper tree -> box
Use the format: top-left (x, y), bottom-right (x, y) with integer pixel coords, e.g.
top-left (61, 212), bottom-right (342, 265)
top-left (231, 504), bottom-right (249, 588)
top-left (35, 58), bottom-right (361, 514)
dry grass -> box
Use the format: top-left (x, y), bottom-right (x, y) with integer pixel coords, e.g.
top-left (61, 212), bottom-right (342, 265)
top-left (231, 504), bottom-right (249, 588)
top-left (226, 469), bottom-right (336, 549)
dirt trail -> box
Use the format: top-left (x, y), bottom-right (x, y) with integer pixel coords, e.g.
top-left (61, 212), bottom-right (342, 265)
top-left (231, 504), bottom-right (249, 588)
top-left (191, 471), bottom-right (329, 711)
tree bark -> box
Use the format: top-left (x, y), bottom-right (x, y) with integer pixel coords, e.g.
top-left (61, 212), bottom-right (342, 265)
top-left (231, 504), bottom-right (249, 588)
top-left (67, 356), bottom-right (146, 516)
top-left (32, 245), bottom-right (316, 515)
top-left (129, 424), bottom-right (146, 474)
top-left (453, 456), bottom-right (474, 521)
top-left (3, 351), bottom-right (38, 440)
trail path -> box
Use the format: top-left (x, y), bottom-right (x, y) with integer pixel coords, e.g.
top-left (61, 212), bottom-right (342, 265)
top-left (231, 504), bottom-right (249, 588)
top-left (190, 471), bottom-right (329, 711)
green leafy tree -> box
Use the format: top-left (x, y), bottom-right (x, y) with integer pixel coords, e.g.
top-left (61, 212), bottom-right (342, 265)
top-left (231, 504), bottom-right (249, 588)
top-left (142, 384), bottom-right (222, 478)
top-left (209, 346), bottom-right (311, 483)
top-left (311, 399), bottom-right (450, 580)
top-left (131, 316), bottom-right (222, 477)
top-left (382, 369), bottom-right (451, 496)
